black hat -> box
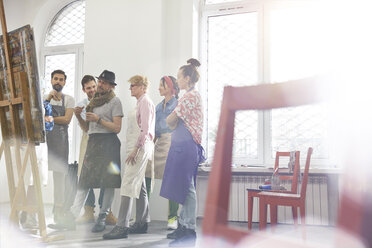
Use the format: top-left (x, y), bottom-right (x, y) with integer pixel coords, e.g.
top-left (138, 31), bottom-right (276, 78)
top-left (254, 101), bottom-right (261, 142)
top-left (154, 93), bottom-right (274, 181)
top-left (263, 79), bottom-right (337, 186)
top-left (96, 70), bottom-right (116, 85)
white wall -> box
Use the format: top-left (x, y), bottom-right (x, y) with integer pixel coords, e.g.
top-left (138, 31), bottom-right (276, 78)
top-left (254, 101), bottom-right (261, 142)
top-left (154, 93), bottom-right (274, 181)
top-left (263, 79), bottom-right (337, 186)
top-left (0, 0), bottom-right (198, 221)
top-left (84, 0), bottom-right (196, 220)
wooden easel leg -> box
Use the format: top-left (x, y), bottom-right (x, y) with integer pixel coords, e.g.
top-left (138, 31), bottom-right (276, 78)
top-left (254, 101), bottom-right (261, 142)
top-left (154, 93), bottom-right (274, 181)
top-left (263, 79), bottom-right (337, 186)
top-left (30, 143), bottom-right (64, 242)
top-left (3, 141), bottom-right (16, 206)
top-left (29, 143), bottom-right (47, 239)
top-left (9, 141), bottom-right (28, 223)
top-left (9, 144), bottom-right (31, 222)
top-left (0, 141), bottom-right (4, 160)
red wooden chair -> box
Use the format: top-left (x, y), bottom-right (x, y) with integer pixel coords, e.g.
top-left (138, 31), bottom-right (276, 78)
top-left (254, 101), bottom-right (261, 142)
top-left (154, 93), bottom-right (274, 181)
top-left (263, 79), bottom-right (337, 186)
top-left (258, 147), bottom-right (313, 231)
top-left (202, 78), bottom-right (325, 245)
top-left (247, 151), bottom-right (300, 230)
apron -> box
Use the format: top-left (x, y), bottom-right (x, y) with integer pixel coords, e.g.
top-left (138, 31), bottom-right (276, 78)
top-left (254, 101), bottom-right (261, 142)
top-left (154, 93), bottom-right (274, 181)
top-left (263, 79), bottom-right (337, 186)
top-left (78, 133), bottom-right (121, 188)
top-left (120, 110), bottom-right (154, 198)
top-left (154, 132), bottom-right (172, 179)
top-left (160, 120), bottom-right (203, 205)
top-left (46, 95), bottom-right (69, 174)
top-left (78, 131), bottom-right (89, 177)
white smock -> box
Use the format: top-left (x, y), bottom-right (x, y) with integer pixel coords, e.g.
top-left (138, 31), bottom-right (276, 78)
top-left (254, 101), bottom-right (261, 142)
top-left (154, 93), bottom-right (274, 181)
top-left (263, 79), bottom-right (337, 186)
top-left (120, 109), bottom-right (154, 198)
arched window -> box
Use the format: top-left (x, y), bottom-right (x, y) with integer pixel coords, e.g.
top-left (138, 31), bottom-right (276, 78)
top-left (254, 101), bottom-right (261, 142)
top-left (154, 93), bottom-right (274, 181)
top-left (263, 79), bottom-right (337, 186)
top-left (41, 0), bottom-right (85, 163)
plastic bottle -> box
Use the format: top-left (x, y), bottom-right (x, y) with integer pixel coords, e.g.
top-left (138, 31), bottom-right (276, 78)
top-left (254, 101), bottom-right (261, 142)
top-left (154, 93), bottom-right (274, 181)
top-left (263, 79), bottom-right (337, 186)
top-left (271, 168), bottom-right (280, 190)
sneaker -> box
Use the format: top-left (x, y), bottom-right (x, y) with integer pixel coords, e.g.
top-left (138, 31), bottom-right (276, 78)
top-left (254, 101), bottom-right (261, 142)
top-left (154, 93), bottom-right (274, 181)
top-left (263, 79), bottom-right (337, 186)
top-left (129, 222), bottom-right (148, 234)
top-left (167, 224), bottom-right (186, 239)
top-left (167, 216), bottom-right (178, 230)
top-left (169, 228), bottom-right (196, 247)
top-left (129, 217), bottom-right (135, 226)
top-left (105, 210), bottom-right (117, 225)
top-left (76, 206), bottom-right (95, 224)
top-left (103, 225), bottom-right (129, 240)
top-left (91, 213), bottom-right (106, 233)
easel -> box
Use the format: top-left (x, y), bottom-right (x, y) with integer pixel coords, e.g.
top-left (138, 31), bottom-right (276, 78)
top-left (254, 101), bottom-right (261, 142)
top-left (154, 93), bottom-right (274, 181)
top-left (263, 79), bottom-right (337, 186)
top-left (0, 0), bottom-right (63, 242)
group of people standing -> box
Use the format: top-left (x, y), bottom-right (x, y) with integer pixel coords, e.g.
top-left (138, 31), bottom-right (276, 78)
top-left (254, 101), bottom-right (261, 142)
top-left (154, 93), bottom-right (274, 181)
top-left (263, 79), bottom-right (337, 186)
top-left (40, 58), bottom-right (203, 247)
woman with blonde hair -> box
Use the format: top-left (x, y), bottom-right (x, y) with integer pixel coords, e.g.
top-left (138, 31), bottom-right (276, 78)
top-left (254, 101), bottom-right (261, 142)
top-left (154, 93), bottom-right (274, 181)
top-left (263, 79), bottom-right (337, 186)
top-left (103, 75), bottom-right (155, 240)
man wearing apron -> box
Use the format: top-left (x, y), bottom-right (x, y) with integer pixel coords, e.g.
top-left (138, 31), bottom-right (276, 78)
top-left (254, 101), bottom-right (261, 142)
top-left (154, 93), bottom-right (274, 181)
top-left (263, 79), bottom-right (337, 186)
top-left (45, 70), bottom-right (75, 225)
top-left (74, 75), bottom-right (117, 225)
top-left (56, 70), bottom-right (123, 232)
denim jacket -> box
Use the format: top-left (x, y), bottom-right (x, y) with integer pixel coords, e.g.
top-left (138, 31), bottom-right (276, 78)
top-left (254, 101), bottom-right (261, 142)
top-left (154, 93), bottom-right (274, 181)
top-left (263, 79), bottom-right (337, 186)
top-left (155, 97), bottom-right (178, 137)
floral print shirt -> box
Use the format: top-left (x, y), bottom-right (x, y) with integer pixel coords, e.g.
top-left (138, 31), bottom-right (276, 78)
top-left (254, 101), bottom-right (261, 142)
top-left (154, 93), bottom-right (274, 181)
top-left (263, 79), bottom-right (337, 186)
top-left (174, 88), bottom-right (203, 144)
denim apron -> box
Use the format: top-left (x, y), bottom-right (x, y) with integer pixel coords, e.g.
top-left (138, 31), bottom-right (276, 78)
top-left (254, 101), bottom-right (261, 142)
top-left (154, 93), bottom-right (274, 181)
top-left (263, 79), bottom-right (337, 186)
top-left (46, 95), bottom-right (69, 174)
top-left (160, 120), bottom-right (204, 204)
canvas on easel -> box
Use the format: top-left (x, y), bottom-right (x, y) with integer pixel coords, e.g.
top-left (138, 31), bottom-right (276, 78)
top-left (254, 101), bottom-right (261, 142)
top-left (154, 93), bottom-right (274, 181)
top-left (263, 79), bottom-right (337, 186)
top-left (0, 24), bottom-right (44, 144)
top-left (0, 0), bottom-right (63, 242)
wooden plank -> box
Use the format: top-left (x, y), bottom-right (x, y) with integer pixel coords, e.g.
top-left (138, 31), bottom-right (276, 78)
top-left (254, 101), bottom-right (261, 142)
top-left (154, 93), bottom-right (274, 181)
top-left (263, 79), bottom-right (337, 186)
top-left (0, 98), bottom-right (23, 106)
top-left (0, 99), bottom-right (9, 107)
top-left (10, 97), bottom-right (22, 105)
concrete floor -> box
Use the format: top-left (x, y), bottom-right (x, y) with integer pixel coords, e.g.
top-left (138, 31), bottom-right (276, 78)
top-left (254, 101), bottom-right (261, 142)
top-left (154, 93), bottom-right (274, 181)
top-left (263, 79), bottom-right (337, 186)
top-left (0, 203), bottom-right (340, 248)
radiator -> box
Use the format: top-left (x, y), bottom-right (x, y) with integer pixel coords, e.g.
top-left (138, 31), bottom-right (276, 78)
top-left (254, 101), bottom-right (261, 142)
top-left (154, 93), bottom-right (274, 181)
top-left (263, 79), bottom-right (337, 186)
top-left (197, 174), bottom-right (330, 225)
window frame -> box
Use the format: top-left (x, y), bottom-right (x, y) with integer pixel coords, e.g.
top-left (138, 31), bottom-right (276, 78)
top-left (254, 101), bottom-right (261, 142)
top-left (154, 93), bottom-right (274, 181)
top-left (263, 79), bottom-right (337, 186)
top-left (200, 0), bottom-right (335, 168)
top-left (40, 0), bottom-right (85, 164)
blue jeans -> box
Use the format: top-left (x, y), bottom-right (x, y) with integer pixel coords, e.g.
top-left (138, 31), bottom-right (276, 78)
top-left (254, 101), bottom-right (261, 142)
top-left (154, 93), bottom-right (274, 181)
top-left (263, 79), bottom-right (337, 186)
top-left (71, 188), bottom-right (114, 217)
top-left (84, 188), bottom-right (104, 209)
top-left (178, 177), bottom-right (196, 230)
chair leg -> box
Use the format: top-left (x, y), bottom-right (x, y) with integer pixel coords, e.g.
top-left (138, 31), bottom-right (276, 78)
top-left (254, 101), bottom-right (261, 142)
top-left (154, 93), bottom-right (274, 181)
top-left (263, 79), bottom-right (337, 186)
top-left (248, 195), bottom-right (254, 230)
top-left (270, 204), bottom-right (277, 231)
top-left (292, 206), bottom-right (298, 227)
top-left (300, 205), bottom-right (306, 240)
top-left (259, 197), bottom-right (267, 230)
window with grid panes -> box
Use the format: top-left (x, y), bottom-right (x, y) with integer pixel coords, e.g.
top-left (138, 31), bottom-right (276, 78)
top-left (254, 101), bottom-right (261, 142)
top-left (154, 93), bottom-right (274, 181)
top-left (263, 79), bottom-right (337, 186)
top-left (202, 0), bottom-right (332, 166)
top-left (42, 0), bottom-right (85, 163)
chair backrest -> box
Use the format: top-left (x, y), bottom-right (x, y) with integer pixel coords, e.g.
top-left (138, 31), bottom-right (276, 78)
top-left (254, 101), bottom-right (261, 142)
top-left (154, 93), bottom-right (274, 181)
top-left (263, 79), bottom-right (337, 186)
top-left (274, 151), bottom-right (300, 193)
top-left (300, 147), bottom-right (313, 198)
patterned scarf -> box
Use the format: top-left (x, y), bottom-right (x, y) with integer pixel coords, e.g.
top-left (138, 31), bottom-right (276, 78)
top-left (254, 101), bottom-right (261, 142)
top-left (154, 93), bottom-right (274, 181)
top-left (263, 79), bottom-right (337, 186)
top-left (86, 90), bottom-right (115, 113)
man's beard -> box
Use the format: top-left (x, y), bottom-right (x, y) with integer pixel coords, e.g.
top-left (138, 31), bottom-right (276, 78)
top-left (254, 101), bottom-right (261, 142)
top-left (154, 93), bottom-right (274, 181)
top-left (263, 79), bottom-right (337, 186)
top-left (53, 84), bottom-right (63, 92)
top-left (98, 87), bottom-right (110, 95)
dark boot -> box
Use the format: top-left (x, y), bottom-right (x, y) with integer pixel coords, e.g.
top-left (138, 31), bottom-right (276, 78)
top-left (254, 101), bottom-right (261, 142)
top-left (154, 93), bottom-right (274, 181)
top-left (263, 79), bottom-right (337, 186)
top-left (167, 224), bottom-right (186, 239)
top-left (129, 222), bottom-right (148, 234)
top-left (102, 225), bottom-right (129, 240)
top-left (169, 228), bottom-right (196, 247)
top-left (91, 213), bottom-right (106, 233)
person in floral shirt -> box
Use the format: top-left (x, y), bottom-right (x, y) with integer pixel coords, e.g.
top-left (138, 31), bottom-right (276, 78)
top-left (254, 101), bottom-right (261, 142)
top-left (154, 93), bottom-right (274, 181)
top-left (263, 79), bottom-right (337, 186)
top-left (160, 58), bottom-right (204, 247)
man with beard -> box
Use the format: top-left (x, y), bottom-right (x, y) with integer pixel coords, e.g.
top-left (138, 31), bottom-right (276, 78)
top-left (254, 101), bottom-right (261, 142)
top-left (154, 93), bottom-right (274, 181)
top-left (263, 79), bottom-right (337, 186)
top-left (74, 75), bottom-right (117, 225)
top-left (44, 69), bottom-right (75, 226)
top-left (55, 70), bottom-right (123, 232)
